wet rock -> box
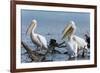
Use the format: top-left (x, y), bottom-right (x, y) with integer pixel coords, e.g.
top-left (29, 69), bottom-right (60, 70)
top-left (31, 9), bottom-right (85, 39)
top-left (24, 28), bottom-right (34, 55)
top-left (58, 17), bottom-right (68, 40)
top-left (52, 54), bottom-right (69, 61)
top-left (45, 54), bottom-right (53, 61)
top-left (21, 54), bottom-right (32, 63)
top-left (36, 50), bottom-right (47, 55)
top-left (45, 54), bottom-right (69, 61)
top-left (55, 47), bottom-right (68, 54)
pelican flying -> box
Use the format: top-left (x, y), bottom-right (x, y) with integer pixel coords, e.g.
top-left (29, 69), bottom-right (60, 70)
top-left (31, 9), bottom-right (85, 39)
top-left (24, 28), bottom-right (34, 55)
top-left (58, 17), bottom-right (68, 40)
top-left (26, 19), bottom-right (48, 51)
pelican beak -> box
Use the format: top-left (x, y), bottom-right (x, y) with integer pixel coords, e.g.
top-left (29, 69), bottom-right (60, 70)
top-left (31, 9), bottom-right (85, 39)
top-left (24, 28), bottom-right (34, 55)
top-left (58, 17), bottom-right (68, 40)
top-left (26, 21), bottom-right (36, 35)
top-left (62, 24), bottom-right (73, 40)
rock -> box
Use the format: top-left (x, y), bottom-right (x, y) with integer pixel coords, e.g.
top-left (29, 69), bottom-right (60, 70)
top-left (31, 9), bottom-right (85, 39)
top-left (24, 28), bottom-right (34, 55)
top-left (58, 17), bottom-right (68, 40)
top-left (37, 50), bottom-right (47, 55)
top-left (55, 47), bottom-right (68, 54)
top-left (45, 54), bottom-right (69, 61)
top-left (52, 54), bottom-right (69, 61)
top-left (21, 54), bottom-right (32, 63)
top-left (45, 54), bottom-right (53, 61)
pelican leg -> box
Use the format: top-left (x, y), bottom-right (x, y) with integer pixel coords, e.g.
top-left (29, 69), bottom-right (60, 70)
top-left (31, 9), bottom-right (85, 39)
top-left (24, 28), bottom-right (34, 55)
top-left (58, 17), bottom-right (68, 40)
top-left (74, 48), bottom-right (79, 60)
top-left (66, 47), bottom-right (75, 59)
top-left (82, 47), bottom-right (88, 58)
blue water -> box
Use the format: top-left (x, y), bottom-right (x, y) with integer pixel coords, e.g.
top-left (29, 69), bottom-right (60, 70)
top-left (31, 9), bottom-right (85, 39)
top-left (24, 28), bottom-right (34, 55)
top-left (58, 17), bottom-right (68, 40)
top-left (21, 9), bottom-right (90, 63)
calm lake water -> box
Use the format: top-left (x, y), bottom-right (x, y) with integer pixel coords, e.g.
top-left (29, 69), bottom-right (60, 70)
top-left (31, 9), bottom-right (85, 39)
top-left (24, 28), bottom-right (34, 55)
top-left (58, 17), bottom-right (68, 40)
top-left (21, 9), bottom-right (90, 63)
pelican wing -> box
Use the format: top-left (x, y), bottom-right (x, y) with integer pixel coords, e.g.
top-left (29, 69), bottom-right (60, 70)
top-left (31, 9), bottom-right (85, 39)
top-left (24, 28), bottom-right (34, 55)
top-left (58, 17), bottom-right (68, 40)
top-left (30, 33), bottom-right (42, 47)
top-left (37, 34), bottom-right (48, 49)
top-left (31, 34), bottom-right (48, 49)
top-left (73, 35), bottom-right (87, 48)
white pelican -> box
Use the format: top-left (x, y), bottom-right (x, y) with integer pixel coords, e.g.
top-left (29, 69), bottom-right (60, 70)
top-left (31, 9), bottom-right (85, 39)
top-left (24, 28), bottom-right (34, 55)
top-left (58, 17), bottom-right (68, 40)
top-left (26, 19), bottom-right (48, 51)
top-left (62, 21), bottom-right (87, 57)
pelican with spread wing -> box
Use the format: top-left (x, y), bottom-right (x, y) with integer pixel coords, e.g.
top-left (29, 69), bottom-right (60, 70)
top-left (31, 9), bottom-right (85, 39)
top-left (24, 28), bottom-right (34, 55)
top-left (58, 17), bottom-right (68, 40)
top-left (62, 21), bottom-right (87, 57)
top-left (26, 19), bottom-right (48, 51)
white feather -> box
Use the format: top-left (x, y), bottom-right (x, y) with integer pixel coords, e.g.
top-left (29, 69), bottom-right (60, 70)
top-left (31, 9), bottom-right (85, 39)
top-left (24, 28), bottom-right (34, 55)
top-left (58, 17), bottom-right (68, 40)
top-left (73, 35), bottom-right (87, 48)
top-left (37, 34), bottom-right (48, 48)
top-left (62, 21), bottom-right (87, 58)
top-left (27, 19), bottom-right (48, 50)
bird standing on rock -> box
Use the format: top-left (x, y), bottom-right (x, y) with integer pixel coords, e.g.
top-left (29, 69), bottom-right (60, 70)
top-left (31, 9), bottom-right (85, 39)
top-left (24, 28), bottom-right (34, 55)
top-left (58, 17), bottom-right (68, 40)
top-left (62, 21), bottom-right (88, 58)
top-left (26, 19), bottom-right (48, 51)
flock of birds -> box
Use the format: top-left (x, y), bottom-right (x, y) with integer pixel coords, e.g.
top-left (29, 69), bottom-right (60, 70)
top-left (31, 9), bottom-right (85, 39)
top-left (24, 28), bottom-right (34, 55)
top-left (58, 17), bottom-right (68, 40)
top-left (26, 19), bottom-right (90, 60)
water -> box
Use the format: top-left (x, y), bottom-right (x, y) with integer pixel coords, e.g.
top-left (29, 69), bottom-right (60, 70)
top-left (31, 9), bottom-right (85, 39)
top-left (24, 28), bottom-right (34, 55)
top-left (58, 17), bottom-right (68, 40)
top-left (21, 9), bottom-right (90, 63)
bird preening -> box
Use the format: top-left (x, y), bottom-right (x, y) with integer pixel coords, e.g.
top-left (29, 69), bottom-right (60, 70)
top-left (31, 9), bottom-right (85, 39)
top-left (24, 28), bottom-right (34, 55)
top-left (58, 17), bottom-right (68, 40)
top-left (23, 19), bottom-right (89, 61)
top-left (62, 21), bottom-right (88, 58)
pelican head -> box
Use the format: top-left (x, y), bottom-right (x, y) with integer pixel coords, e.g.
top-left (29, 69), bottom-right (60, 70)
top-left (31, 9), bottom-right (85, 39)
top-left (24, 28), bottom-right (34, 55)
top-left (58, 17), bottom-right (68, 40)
top-left (26, 19), bottom-right (37, 35)
top-left (32, 19), bottom-right (37, 25)
top-left (62, 21), bottom-right (76, 40)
